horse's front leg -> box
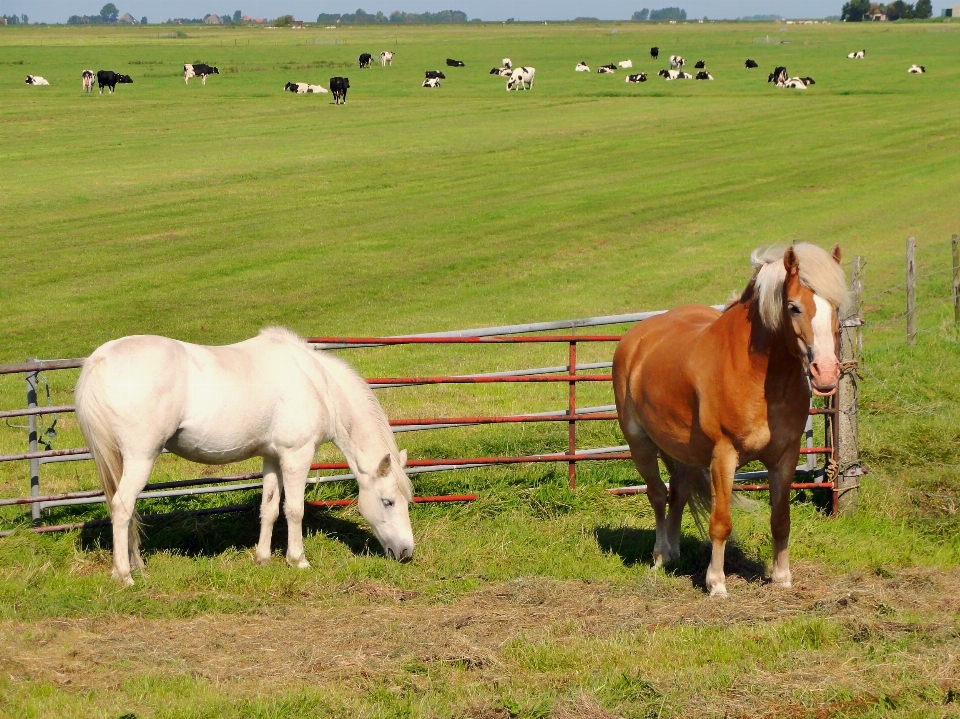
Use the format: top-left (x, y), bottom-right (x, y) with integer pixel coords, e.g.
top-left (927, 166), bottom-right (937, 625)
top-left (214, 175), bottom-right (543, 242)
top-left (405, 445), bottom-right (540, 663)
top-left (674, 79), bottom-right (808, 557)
top-left (706, 444), bottom-right (738, 597)
top-left (767, 450), bottom-right (802, 588)
top-left (279, 446), bottom-right (315, 569)
top-left (255, 456), bottom-right (281, 565)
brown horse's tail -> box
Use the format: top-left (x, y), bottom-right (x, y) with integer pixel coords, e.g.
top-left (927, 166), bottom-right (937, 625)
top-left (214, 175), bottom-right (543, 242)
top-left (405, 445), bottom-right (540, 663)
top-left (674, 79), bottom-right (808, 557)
top-left (670, 462), bottom-right (761, 537)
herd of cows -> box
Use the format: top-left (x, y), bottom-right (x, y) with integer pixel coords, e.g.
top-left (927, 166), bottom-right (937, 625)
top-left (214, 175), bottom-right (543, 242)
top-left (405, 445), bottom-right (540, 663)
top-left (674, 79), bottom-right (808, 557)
top-left (21, 43), bottom-right (928, 99)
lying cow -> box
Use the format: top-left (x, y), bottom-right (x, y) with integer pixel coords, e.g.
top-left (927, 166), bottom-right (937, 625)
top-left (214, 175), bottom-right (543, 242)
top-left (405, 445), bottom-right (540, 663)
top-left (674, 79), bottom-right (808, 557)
top-left (669, 55), bottom-right (685, 69)
top-left (908, 64), bottom-right (925, 74)
top-left (359, 53), bottom-right (373, 68)
top-left (422, 77), bottom-right (441, 88)
top-left (598, 64), bottom-right (617, 74)
top-left (97, 70), bottom-right (133, 94)
top-left (618, 59), bottom-right (633, 68)
top-left (425, 70), bottom-right (446, 80)
top-left (284, 82), bottom-right (328, 94)
top-left (330, 76), bottom-right (349, 104)
top-left (490, 67), bottom-right (513, 76)
top-left (768, 66), bottom-right (788, 85)
top-left (25, 75), bottom-right (50, 85)
top-left (575, 62), bottom-right (590, 72)
top-left (779, 77), bottom-right (810, 89)
top-left (184, 63), bottom-right (219, 85)
top-left (745, 59), bottom-right (759, 68)
top-left (650, 46), bottom-right (659, 59)
top-left (506, 66), bottom-right (535, 91)
top-left (625, 73), bottom-right (647, 83)
top-left (695, 71), bottom-right (714, 80)
top-left (659, 69), bottom-right (692, 80)
top-left (380, 51), bottom-right (394, 66)
top-left (694, 60), bottom-right (705, 69)
top-left (847, 50), bottom-right (865, 59)
top-left (82, 69), bottom-right (95, 92)
top-left (446, 58), bottom-right (465, 67)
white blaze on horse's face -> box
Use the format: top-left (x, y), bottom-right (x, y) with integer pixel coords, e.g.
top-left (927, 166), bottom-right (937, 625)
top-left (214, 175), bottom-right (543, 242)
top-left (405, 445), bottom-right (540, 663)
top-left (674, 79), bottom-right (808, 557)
top-left (355, 449), bottom-right (415, 561)
top-left (783, 250), bottom-right (841, 395)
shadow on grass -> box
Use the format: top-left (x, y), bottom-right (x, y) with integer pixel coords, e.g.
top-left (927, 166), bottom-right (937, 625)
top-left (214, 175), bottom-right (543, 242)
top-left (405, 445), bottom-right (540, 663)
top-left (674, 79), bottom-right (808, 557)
top-left (593, 525), bottom-right (767, 591)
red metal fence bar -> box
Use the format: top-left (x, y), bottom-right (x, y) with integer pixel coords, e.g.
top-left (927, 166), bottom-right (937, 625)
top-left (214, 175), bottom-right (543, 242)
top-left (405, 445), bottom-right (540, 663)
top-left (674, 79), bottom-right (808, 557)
top-left (306, 336), bottom-right (621, 345)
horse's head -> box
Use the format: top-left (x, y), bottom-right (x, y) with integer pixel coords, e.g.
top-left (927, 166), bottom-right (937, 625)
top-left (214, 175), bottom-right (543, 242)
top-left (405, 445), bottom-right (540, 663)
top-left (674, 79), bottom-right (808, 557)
top-left (781, 244), bottom-right (844, 395)
top-left (355, 448), bottom-right (415, 561)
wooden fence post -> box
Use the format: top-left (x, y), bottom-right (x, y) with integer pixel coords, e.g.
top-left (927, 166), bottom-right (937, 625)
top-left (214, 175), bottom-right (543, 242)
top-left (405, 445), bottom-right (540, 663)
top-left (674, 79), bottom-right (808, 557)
top-left (835, 256), bottom-right (862, 516)
top-left (952, 234), bottom-right (959, 328)
top-left (906, 237), bottom-right (916, 346)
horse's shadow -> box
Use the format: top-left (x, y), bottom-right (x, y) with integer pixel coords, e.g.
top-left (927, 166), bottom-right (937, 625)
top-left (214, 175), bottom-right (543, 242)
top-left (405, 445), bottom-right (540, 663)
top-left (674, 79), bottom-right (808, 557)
top-left (75, 505), bottom-right (382, 559)
top-left (593, 525), bottom-right (767, 590)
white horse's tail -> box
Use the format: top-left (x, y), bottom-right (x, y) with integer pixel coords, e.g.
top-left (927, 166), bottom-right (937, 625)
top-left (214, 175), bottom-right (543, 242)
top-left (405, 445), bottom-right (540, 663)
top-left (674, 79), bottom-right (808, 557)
top-left (75, 356), bottom-right (140, 552)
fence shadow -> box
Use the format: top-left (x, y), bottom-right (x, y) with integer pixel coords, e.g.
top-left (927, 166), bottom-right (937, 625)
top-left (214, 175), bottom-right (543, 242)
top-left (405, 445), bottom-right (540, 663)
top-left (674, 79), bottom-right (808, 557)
top-left (593, 524), bottom-right (767, 591)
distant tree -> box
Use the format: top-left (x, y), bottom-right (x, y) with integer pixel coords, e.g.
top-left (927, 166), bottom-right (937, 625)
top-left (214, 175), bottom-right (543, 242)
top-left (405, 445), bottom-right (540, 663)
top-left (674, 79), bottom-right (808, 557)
top-left (233, 10), bottom-right (242, 21)
top-left (841, 0), bottom-right (870, 20)
top-left (100, 3), bottom-right (119, 22)
top-left (632, 9), bottom-right (650, 20)
top-left (913, 0), bottom-right (932, 17)
top-left (884, 0), bottom-right (912, 19)
top-left (141, 16), bottom-right (148, 24)
top-left (21, 13), bottom-right (28, 23)
top-left (272, 14), bottom-right (293, 25)
top-left (649, 7), bottom-right (687, 20)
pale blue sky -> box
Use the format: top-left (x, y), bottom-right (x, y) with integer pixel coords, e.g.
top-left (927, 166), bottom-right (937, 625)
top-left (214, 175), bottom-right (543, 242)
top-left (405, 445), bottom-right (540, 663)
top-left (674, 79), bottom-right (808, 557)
top-left (0, 1), bottom-right (933, 25)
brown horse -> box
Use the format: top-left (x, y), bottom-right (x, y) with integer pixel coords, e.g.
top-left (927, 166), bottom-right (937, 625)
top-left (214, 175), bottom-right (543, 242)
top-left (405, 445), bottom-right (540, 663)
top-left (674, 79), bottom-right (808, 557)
top-left (612, 244), bottom-right (848, 596)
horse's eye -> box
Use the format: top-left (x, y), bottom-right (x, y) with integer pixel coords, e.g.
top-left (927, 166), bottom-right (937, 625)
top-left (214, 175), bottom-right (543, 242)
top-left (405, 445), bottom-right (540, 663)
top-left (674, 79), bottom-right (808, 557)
top-left (382, 498), bottom-right (395, 509)
top-left (789, 303), bottom-right (802, 315)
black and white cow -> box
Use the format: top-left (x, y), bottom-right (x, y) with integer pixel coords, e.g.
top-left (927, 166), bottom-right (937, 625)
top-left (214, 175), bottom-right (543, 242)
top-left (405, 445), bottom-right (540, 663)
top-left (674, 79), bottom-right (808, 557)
top-left (598, 64), bottom-right (617, 74)
top-left (575, 62), bottom-right (590, 72)
top-left (908, 64), bottom-right (925, 74)
top-left (502, 58), bottom-right (512, 69)
top-left (798, 76), bottom-right (815, 85)
top-left (97, 70), bottom-right (133, 94)
top-left (446, 58), bottom-right (465, 67)
top-left (25, 75), bottom-right (50, 85)
top-left (625, 73), bottom-right (647, 83)
top-left (650, 46), bottom-right (659, 59)
top-left (82, 70), bottom-right (95, 92)
top-left (359, 53), bottom-right (373, 68)
top-left (284, 82), bottom-right (328, 94)
top-left (184, 63), bottom-right (219, 85)
top-left (847, 50), bottom-right (865, 59)
top-left (330, 76), bottom-right (349, 104)
top-left (425, 70), bottom-right (446, 80)
top-left (669, 55), bottom-right (685, 69)
top-left (694, 60), bottom-right (705, 69)
top-left (779, 77), bottom-right (809, 89)
top-left (745, 59), bottom-right (759, 68)
top-left (380, 51), bottom-right (394, 66)
top-left (422, 77), bottom-right (441, 88)
top-left (491, 66), bottom-right (513, 76)
top-left (506, 66), bottom-right (535, 91)
top-left (695, 71), bottom-right (714, 80)
top-left (659, 69), bottom-right (692, 80)
top-left (768, 66), bottom-right (788, 84)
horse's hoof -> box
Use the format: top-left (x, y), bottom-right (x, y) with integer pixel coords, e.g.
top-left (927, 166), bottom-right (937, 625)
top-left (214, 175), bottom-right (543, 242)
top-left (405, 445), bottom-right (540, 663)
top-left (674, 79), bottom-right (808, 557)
top-left (651, 554), bottom-right (664, 570)
top-left (112, 570), bottom-right (134, 587)
top-left (287, 556), bottom-right (310, 570)
top-left (255, 553), bottom-right (271, 566)
top-left (709, 584), bottom-right (728, 598)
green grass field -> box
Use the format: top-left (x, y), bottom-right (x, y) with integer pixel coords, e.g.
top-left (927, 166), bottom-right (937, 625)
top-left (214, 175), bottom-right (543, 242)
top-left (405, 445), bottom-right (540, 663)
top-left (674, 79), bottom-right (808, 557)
top-left (1, 20), bottom-right (959, 718)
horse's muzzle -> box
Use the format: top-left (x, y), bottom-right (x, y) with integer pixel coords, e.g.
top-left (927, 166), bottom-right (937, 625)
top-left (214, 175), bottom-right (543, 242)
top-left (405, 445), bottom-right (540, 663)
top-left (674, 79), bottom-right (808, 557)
top-left (386, 546), bottom-right (414, 562)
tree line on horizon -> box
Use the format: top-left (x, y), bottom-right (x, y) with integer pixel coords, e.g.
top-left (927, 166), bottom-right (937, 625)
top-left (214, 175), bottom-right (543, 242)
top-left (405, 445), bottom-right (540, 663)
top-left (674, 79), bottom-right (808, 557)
top-left (840, 0), bottom-right (932, 21)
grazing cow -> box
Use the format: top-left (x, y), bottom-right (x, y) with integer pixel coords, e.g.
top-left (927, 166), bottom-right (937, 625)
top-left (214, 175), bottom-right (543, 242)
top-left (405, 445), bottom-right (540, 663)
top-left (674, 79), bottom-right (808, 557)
top-left (619, 59), bottom-right (633, 68)
top-left (82, 69), bottom-right (95, 92)
top-left (575, 62), bottom-right (590, 72)
top-left (908, 64), bottom-right (925, 74)
top-left (625, 73), bottom-right (647, 83)
top-left (506, 66), bottom-right (535, 91)
top-left (694, 60), bottom-right (705, 69)
top-left (422, 77), bottom-right (441, 88)
top-left (25, 75), bottom-right (50, 85)
top-left (745, 59), bottom-right (759, 68)
top-left (768, 66), bottom-right (788, 84)
top-left (380, 51), bottom-right (394, 67)
top-left (650, 46), bottom-right (659, 59)
top-left (502, 58), bottom-right (512, 69)
top-left (284, 82), bottom-right (328, 94)
top-left (446, 58), bottom-right (465, 67)
top-left (330, 76), bottom-right (350, 104)
top-left (598, 63), bottom-right (617, 74)
top-left (847, 50), bottom-right (865, 59)
top-left (97, 70), bottom-right (133, 94)
top-left (359, 53), bottom-right (373, 68)
top-left (184, 63), bottom-right (219, 85)
top-left (695, 71), bottom-right (714, 80)
top-left (669, 55), bottom-right (685, 69)
top-left (425, 70), bottom-right (446, 79)
top-left (659, 69), bottom-right (693, 80)
top-left (490, 67), bottom-right (513, 76)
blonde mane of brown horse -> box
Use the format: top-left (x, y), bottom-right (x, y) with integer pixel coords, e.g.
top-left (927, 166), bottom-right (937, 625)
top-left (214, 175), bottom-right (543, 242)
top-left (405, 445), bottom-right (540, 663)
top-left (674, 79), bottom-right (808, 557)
top-left (613, 243), bottom-right (848, 597)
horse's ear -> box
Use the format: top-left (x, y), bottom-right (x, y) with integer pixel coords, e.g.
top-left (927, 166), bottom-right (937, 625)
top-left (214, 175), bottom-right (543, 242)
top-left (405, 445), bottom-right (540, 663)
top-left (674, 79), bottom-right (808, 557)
top-left (377, 453), bottom-right (391, 477)
top-left (783, 247), bottom-right (799, 275)
top-left (398, 449), bottom-right (408, 468)
top-left (831, 244), bottom-right (842, 265)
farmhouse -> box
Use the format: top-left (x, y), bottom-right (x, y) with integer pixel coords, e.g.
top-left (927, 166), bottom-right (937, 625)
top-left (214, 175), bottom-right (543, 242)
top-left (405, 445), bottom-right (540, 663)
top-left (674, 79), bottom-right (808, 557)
top-left (117, 12), bottom-right (138, 24)
top-left (203, 13), bottom-right (223, 24)
top-left (943, 3), bottom-right (960, 15)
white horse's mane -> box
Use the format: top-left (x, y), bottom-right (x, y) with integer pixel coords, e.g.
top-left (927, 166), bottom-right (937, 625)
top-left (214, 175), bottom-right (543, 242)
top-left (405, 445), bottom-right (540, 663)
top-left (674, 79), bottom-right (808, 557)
top-left (749, 243), bottom-right (849, 331)
top-left (258, 327), bottom-right (414, 500)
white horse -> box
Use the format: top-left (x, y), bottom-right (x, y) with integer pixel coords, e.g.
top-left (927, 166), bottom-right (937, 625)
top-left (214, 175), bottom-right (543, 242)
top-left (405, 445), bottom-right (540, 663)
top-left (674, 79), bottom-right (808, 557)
top-left (75, 327), bottom-right (415, 585)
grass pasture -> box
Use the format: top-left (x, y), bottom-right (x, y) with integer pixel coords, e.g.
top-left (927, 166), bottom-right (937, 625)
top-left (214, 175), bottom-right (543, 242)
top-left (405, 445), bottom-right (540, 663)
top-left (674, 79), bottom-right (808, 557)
top-left (1, 20), bottom-right (960, 718)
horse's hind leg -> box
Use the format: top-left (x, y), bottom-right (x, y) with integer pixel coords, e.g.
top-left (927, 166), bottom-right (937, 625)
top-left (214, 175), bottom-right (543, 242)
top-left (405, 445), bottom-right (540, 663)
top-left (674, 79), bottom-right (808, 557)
top-left (110, 457), bottom-right (154, 585)
top-left (660, 456), bottom-right (697, 564)
top-left (279, 446), bottom-right (314, 569)
top-left (255, 456), bottom-right (281, 565)
top-left (624, 430), bottom-right (670, 568)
